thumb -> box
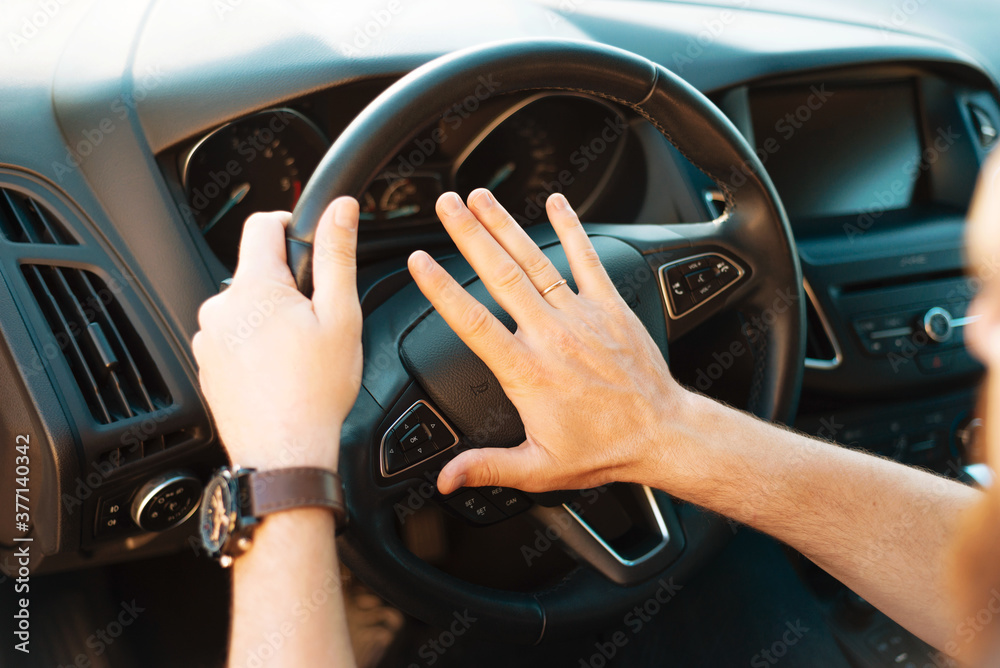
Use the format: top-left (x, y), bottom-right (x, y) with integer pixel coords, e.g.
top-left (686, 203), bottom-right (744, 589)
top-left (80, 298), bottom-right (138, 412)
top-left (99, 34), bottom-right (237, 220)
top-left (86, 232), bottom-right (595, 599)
top-left (437, 442), bottom-right (541, 495)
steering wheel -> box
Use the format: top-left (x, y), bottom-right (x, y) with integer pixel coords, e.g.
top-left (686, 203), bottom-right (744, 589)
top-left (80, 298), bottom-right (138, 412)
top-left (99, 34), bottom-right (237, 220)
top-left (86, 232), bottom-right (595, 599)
top-left (285, 38), bottom-right (804, 643)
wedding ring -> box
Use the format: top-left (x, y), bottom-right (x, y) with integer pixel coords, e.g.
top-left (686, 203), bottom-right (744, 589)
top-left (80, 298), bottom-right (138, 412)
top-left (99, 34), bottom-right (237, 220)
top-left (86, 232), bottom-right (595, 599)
top-left (539, 278), bottom-right (567, 297)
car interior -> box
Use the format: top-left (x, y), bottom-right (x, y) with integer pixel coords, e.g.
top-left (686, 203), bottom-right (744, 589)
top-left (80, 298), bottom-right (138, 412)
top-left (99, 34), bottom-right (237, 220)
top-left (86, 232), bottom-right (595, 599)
top-left (2, 1), bottom-right (998, 666)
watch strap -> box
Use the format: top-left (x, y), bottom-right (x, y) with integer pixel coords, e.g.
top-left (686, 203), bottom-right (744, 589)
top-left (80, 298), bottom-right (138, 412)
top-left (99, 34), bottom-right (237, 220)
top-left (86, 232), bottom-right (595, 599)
top-left (246, 467), bottom-right (347, 531)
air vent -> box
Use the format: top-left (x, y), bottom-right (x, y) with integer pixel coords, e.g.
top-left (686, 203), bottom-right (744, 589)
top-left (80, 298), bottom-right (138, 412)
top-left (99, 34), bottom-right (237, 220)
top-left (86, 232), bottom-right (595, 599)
top-left (804, 281), bottom-right (843, 370)
top-left (22, 265), bottom-right (170, 424)
top-left (0, 189), bottom-right (77, 244)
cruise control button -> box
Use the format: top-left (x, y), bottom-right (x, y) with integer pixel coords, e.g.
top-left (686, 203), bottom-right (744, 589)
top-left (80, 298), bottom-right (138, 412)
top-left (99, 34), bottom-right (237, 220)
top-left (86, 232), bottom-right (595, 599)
top-left (482, 486), bottom-right (529, 517)
top-left (446, 491), bottom-right (505, 524)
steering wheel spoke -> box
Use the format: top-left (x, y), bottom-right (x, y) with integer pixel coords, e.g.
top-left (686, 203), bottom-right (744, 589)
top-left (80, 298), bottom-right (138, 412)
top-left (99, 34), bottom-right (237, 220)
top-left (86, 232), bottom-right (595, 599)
top-left (527, 484), bottom-right (685, 586)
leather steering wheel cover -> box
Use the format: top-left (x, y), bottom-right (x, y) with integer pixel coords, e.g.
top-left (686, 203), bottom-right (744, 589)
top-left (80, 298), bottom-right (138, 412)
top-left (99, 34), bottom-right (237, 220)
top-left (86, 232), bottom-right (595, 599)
top-left (290, 38), bottom-right (804, 642)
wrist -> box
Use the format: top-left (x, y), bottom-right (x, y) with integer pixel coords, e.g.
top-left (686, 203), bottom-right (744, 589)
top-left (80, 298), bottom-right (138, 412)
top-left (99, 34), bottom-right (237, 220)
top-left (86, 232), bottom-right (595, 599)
top-left (641, 388), bottom-right (728, 498)
top-left (224, 430), bottom-right (342, 473)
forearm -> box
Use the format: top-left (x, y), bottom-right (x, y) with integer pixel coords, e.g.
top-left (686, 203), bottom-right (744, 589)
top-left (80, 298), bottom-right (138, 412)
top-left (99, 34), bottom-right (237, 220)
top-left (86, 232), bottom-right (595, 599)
top-left (228, 508), bottom-right (355, 668)
top-left (654, 391), bottom-right (983, 650)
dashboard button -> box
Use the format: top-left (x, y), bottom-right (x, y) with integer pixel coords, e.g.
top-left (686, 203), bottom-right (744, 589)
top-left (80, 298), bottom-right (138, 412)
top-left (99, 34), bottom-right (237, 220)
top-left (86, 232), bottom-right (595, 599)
top-left (917, 351), bottom-right (956, 374)
top-left (95, 492), bottom-right (133, 537)
top-left (446, 491), bottom-right (505, 524)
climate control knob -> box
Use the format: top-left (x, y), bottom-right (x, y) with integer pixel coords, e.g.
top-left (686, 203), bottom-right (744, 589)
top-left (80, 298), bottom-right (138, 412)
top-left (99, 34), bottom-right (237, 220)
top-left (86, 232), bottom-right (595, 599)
top-left (131, 471), bottom-right (202, 532)
top-left (922, 307), bottom-right (954, 343)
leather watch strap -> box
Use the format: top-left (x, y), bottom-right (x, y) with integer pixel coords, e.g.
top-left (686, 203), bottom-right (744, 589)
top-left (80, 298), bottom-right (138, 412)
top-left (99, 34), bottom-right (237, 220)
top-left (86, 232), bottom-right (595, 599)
top-left (246, 467), bottom-right (347, 531)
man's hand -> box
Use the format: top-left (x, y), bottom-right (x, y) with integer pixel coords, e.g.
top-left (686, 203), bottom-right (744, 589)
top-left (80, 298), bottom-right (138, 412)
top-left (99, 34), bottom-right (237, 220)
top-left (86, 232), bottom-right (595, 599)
top-left (192, 197), bottom-right (362, 472)
top-left (408, 189), bottom-right (698, 495)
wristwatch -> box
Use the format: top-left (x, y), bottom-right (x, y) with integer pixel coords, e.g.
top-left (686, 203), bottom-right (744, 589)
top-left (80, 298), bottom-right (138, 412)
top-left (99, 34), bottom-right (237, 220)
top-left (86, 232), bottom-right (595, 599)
top-left (199, 466), bottom-right (347, 567)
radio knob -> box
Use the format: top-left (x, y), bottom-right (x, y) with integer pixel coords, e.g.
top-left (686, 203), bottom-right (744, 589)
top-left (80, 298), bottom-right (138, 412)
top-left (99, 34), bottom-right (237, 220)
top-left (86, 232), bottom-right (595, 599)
top-left (922, 307), bottom-right (953, 343)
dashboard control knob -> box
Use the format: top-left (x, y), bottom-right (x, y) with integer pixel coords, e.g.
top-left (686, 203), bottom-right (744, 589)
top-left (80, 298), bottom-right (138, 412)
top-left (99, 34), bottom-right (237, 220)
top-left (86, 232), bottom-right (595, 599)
top-left (922, 307), bottom-right (953, 343)
top-left (955, 417), bottom-right (983, 457)
top-left (131, 472), bottom-right (202, 532)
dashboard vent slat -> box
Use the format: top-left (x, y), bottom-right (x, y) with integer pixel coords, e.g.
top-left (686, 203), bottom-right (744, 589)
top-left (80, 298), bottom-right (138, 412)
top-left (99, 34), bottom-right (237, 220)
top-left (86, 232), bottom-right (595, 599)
top-left (0, 189), bottom-right (76, 245)
top-left (22, 265), bottom-right (170, 424)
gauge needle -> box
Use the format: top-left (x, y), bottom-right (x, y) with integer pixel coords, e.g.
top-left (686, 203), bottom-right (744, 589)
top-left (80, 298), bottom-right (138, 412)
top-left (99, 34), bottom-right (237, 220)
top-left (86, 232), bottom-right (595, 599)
top-left (385, 205), bottom-right (421, 219)
top-left (202, 182), bottom-right (251, 235)
top-left (485, 161), bottom-right (516, 191)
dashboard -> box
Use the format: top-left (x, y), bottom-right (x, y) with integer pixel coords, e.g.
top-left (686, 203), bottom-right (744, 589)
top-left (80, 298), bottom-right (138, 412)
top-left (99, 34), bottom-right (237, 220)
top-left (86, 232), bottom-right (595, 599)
top-left (171, 92), bottom-right (634, 270)
top-left (1, 0), bottom-right (999, 625)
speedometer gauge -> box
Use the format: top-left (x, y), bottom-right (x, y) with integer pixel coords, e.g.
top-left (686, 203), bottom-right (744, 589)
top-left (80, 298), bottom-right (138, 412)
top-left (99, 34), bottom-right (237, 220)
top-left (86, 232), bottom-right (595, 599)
top-left (181, 108), bottom-right (328, 270)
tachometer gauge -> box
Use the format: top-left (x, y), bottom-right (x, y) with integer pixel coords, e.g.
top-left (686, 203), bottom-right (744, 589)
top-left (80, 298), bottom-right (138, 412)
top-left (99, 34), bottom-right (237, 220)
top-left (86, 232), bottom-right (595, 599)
top-left (181, 108), bottom-right (328, 270)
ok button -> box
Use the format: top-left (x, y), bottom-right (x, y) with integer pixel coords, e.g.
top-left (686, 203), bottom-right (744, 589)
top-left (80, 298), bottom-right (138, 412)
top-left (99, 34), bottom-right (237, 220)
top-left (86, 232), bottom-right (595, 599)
top-left (400, 423), bottom-right (431, 451)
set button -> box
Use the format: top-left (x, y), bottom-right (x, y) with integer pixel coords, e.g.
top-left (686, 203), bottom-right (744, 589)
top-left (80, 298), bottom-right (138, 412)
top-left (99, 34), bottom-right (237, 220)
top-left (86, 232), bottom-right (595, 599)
top-left (444, 486), bottom-right (530, 525)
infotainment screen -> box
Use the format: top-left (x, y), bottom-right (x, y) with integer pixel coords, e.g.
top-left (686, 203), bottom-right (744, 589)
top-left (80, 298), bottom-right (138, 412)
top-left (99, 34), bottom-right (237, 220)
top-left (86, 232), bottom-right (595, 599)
top-left (749, 81), bottom-right (923, 221)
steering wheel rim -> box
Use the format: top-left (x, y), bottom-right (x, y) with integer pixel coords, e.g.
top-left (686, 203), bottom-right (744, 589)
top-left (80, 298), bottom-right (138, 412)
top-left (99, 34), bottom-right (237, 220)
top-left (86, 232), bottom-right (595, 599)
top-left (287, 38), bottom-right (804, 643)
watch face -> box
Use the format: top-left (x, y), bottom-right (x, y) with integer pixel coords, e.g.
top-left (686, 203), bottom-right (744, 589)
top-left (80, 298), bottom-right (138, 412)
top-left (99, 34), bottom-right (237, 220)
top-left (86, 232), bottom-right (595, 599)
top-left (200, 474), bottom-right (235, 555)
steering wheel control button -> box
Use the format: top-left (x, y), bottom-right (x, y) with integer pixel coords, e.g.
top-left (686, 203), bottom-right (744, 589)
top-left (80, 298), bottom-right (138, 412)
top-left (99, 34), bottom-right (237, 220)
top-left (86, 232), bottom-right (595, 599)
top-left (658, 253), bottom-right (744, 319)
top-left (483, 486), bottom-right (529, 517)
top-left (400, 423), bottom-right (431, 450)
top-left (380, 400), bottom-right (460, 478)
top-left (684, 268), bottom-right (713, 290)
top-left (384, 439), bottom-right (408, 474)
top-left (130, 472), bottom-right (203, 532)
top-left (447, 491), bottom-right (505, 525)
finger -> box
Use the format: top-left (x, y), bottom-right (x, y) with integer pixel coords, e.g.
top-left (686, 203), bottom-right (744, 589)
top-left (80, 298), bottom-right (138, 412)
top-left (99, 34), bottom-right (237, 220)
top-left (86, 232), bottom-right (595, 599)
top-left (312, 197), bottom-right (360, 326)
top-left (466, 189), bottom-right (572, 305)
top-left (437, 443), bottom-right (540, 495)
top-left (233, 211), bottom-right (295, 287)
top-left (436, 192), bottom-right (551, 324)
top-left (408, 250), bottom-right (521, 377)
top-left (545, 194), bottom-right (616, 297)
